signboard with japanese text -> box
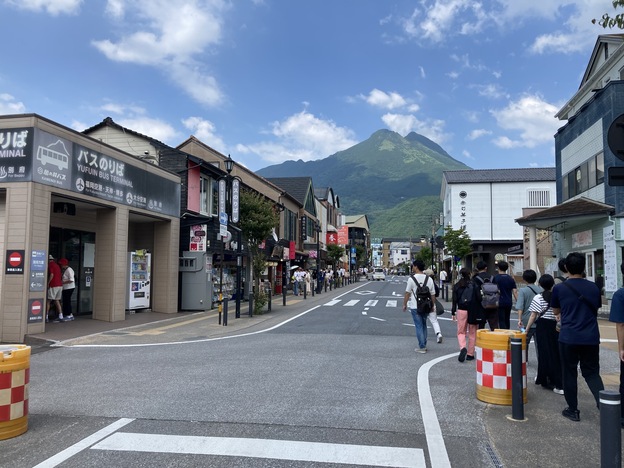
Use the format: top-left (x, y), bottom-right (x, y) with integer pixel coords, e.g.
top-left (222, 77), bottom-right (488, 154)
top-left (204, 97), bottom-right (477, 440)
top-left (30, 249), bottom-right (47, 291)
top-left (326, 232), bottom-right (338, 245)
top-left (0, 127), bottom-right (33, 182)
top-left (189, 224), bottom-right (207, 252)
top-left (5, 249), bottom-right (25, 274)
top-left (28, 298), bottom-right (44, 323)
top-left (0, 126), bottom-right (181, 217)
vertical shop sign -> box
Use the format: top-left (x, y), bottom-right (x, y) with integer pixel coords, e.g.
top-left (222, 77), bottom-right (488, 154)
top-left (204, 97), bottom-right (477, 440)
top-left (30, 249), bottom-right (47, 291)
top-left (5, 249), bottom-right (25, 274)
top-left (189, 224), bottom-right (207, 252)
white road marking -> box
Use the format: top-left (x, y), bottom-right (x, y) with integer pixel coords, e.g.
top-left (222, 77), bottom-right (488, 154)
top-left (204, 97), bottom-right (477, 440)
top-left (324, 299), bottom-right (341, 306)
top-left (91, 433), bottom-right (425, 467)
top-left (362, 311), bottom-right (368, 315)
top-left (365, 300), bottom-right (378, 307)
top-left (386, 300), bottom-right (398, 307)
top-left (370, 317), bottom-right (386, 322)
top-left (354, 290), bottom-right (376, 295)
top-left (344, 299), bottom-right (360, 306)
top-left (33, 418), bottom-right (134, 468)
top-left (418, 354), bottom-right (455, 468)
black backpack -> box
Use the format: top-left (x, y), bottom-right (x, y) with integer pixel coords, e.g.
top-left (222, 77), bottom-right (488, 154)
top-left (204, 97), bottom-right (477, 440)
top-left (458, 281), bottom-right (477, 310)
top-left (411, 275), bottom-right (433, 315)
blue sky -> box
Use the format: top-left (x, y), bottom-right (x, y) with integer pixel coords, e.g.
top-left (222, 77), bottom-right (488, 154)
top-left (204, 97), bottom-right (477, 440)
top-left (0, 0), bottom-right (615, 172)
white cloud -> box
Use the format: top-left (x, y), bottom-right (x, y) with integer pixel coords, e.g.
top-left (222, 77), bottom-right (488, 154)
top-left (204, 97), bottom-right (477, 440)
top-left (475, 83), bottom-right (509, 100)
top-left (241, 110), bottom-right (358, 164)
top-left (462, 149), bottom-right (474, 160)
top-left (5, 0), bottom-right (82, 15)
top-left (401, 1), bottom-right (489, 43)
top-left (117, 117), bottom-right (180, 145)
top-left (490, 94), bottom-right (559, 148)
top-left (360, 89), bottom-right (407, 110)
top-left (92, 0), bottom-right (228, 106)
top-left (381, 113), bottom-right (449, 145)
top-left (467, 129), bottom-right (491, 140)
top-left (182, 116), bottom-right (226, 153)
top-left (0, 94), bottom-right (26, 114)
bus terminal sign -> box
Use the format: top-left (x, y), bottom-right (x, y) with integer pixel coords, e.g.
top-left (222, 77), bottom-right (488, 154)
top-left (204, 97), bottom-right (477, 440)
top-left (0, 127), bottom-right (180, 217)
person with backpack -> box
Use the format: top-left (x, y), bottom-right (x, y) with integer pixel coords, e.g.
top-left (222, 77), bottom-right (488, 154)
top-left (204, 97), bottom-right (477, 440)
top-left (551, 252), bottom-right (604, 422)
top-left (514, 269), bottom-right (542, 362)
top-left (473, 261), bottom-right (499, 330)
top-left (492, 261), bottom-right (517, 329)
top-left (451, 267), bottom-right (481, 362)
top-left (403, 260), bottom-right (436, 354)
top-left (608, 261), bottom-right (624, 428)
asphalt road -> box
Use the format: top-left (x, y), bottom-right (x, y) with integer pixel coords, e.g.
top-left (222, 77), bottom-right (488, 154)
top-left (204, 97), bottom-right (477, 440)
top-left (2, 276), bottom-right (612, 467)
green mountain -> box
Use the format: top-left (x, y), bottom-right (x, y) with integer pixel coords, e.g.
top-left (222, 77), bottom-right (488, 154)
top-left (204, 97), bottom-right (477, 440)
top-left (256, 129), bottom-right (470, 237)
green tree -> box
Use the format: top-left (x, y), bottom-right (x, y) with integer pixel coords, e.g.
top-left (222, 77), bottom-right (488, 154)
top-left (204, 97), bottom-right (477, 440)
top-left (239, 190), bottom-right (279, 314)
top-left (355, 245), bottom-right (367, 268)
top-left (326, 244), bottom-right (345, 269)
top-left (416, 246), bottom-right (433, 267)
top-left (443, 226), bottom-right (473, 275)
top-left (593, 1), bottom-right (624, 28)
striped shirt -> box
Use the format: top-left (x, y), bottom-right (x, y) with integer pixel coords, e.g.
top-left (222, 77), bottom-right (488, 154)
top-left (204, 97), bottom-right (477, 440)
top-left (528, 293), bottom-right (556, 321)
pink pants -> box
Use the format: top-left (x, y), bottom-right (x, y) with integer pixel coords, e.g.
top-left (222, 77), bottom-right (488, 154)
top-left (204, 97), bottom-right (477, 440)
top-left (456, 309), bottom-right (478, 356)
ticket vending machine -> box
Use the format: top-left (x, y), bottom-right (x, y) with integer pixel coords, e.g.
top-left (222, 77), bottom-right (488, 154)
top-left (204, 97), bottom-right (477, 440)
top-left (180, 251), bottom-right (212, 310)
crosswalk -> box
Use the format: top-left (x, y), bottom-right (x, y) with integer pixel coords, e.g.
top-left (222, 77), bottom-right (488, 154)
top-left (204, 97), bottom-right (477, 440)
top-left (324, 299), bottom-right (398, 308)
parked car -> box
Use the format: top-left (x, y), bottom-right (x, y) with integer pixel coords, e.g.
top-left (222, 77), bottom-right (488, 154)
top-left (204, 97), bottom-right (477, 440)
top-left (372, 268), bottom-right (386, 281)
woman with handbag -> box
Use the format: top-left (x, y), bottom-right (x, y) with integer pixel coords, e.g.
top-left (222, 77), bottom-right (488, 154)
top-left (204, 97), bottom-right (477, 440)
top-left (526, 274), bottom-right (564, 395)
top-left (451, 267), bottom-right (480, 362)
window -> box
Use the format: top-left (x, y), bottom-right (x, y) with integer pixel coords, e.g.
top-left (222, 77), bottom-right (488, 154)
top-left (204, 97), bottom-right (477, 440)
top-left (527, 190), bottom-right (550, 208)
top-left (284, 210), bottom-right (297, 241)
top-left (199, 175), bottom-right (218, 215)
top-left (562, 152), bottom-right (604, 200)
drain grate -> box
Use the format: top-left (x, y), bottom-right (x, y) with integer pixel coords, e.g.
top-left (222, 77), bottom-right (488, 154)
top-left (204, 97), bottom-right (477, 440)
top-left (484, 441), bottom-right (504, 468)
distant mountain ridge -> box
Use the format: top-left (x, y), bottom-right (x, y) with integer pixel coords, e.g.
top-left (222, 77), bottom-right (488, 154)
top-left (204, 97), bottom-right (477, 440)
top-left (257, 129), bottom-right (470, 237)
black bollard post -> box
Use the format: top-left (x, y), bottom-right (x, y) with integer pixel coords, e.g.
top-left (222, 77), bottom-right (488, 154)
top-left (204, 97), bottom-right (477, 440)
top-left (303, 285), bottom-right (307, 300)
top-left (510, 337), bottom-right (524, 421)
top-left (223, 298), bottom-right (228, 326)
top-left (283, 286), bottom-right (287, 306)
top-left (248, 287), bottom-right (253, 317)
top-left (267, 288), bottom-right (272, 312)
top-left (600, 390), bottom-right (621, 468)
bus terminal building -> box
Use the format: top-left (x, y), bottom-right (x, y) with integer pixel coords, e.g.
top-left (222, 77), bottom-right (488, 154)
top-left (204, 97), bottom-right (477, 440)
top-left (0, 114), bottom-right (181, 343)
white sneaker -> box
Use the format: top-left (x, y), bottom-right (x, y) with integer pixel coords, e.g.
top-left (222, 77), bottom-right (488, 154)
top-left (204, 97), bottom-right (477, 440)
top-left (416, 348), bottom-right (427, 354)
top-left (66, 314), bottom-right (75, 321)
top-left (553, 387), bottom-right (564, 395)
top-left (436, 333), bottom-right (443, 344)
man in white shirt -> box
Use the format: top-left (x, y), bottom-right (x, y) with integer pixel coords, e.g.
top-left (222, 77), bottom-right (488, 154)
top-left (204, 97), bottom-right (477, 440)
top-left (403, 260), bottom-right (436, 353)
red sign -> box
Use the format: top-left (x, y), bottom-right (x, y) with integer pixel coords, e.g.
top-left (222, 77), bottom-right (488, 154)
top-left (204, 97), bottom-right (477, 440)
top-left (28, 298), bottom-right (44, 323)
top-left (326, 232), bottom-right (338, 244)
top-left (289, 241), bottom-right (295, 260)
top-left (337, 226), bottom-right (349, 245)
top-left (5, 249), bottom-right (25, 274)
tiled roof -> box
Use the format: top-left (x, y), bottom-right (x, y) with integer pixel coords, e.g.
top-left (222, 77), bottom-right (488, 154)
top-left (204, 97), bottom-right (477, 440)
top-left (516, 197), bottom-right (614, 230)
top-left (443, 167), bottom-right (556, 184)
top-left (266, 177), bottom-right (312, 206)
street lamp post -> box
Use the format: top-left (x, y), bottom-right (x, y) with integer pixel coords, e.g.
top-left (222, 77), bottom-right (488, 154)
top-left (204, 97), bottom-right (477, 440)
top-left (430, 236), bottom-right (435, 272)
top-left (315, 222), bottom-right (321, 293)
top-left (218, 155), bottom-right (241, 325)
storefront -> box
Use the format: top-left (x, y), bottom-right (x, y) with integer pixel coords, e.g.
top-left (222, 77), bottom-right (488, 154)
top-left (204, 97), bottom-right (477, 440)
top-left (0, 114), bottom-right (181, 343)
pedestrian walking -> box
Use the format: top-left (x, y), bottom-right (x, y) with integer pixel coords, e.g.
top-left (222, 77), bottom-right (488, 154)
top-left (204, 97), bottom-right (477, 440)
top-left (493, 260), bottom-right (517, 329)
top-left (403, 260), bottom-right (436, 353)
top-left (473, 261), bottom-right (499, 330)
top-left (526, 274), bottom-right (563, 395)
top-left (59, 258), bottom-right (76, 321)
top-left (608, 261), bottom-right (624, 428)
top-left (451, 267), bottom-right (480, 362)
top-left (514, 269), bottom-right (542, 361)
top-left (551, 252), bottom-right (604, 422)
top-left (424, 268), bottom-right (443, 344)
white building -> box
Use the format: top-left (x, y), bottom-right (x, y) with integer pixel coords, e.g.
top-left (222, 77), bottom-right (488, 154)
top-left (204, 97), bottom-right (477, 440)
top-left (441, 168), bottom-right (556, 273)
top-left (389, 241), bottom-right (411, 268)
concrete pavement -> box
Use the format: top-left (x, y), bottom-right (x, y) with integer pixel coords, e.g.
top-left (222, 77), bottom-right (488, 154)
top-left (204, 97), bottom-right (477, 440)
top-left (12, 286), bottom-right (624, 466)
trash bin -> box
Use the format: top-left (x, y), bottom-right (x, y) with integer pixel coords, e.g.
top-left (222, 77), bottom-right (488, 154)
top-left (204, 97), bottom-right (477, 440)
top-left (0, 345), bottom-right (30, 440)
top-left (475, 329), bottom-right (526, 405)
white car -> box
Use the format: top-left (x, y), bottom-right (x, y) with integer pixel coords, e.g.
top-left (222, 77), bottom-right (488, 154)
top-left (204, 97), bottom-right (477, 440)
top-left (372, 268), bottom-right (386, 281)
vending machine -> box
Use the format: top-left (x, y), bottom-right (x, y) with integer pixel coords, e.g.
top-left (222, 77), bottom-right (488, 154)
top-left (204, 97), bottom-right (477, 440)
top-left (127, 250), bottom-right (151, 310)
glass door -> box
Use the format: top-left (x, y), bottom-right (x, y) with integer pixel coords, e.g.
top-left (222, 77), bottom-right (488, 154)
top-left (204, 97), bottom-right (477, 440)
top-left (585, 252), bottom-right (595, 283)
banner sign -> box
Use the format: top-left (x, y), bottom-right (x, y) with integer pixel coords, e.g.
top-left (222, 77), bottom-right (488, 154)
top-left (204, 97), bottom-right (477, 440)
top-left (0, 127), bottom-right (180, 217)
